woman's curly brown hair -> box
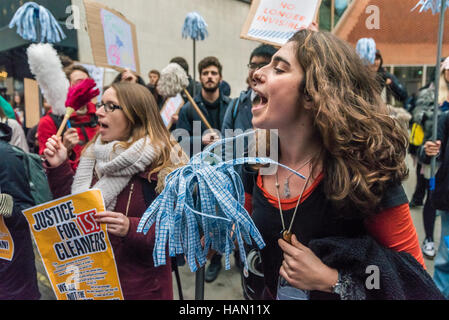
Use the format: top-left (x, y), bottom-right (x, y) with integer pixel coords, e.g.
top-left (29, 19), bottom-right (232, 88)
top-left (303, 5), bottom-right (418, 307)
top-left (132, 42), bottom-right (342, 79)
top-left (289, 29), bottom-right (408, 217)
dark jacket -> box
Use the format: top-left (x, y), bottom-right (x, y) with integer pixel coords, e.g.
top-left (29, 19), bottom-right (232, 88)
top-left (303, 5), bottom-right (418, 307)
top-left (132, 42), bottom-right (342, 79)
top-left (47, 160), bottom-right (173, 300)
top-left (377, 68), bottom-right (408, 103)
top-left (310, 235), bottom-right (445, 300)
top-left (421, 111), bottom-right (449, 211)
top-left (0, 125), bottom-right (40, 299)
top-left (176, 92), bottom-right (231, 156)
top-left (222, 89), bottom-right (253, 133)
top-left (221, 89), bottom-right (254, 161)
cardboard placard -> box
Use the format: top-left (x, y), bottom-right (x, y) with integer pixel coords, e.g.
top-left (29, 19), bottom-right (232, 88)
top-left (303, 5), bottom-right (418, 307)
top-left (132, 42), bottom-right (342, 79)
top-left (84, 0), bottom-right (140, 74)
top-left (160, 94), bottom-right (184, 130)
top-left (241, 0), bottom-right (322, 46)
top-left (0, 216), bottom-right (14, 261)
top-left (24, 78), bottom-right (41, 128)
top-left (22, 189), bottom-right (123, 300)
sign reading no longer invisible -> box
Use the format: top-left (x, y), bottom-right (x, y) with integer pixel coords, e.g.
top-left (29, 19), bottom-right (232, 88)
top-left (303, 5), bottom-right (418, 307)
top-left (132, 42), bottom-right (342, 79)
top-left (241, 0), bottom-right (321, 46)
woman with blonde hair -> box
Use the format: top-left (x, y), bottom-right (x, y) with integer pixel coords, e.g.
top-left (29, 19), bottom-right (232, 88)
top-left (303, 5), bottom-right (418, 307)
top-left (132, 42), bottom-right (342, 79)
top-left (243, 29), bottom-right (443, 300)
top-left (43, 82), bottom-right (187, 299)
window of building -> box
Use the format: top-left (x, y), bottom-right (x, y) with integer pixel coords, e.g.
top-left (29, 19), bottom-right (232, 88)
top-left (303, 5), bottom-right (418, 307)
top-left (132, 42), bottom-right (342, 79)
top-left (319, 0), bottom-right (351, 31)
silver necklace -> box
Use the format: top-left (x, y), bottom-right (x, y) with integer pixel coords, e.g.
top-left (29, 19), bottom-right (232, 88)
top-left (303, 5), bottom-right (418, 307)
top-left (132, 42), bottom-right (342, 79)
top-left (281, 157), bottom-right (314, 198)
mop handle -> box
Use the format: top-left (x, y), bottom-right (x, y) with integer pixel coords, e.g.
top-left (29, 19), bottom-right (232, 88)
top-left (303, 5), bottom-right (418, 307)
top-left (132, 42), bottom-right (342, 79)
top-left (183, 89), bottom-right (213, 131)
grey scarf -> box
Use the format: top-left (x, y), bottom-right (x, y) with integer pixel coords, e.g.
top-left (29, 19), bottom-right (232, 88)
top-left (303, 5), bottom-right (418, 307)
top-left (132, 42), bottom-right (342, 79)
top-left (72, 137), bottom-right (159, 210)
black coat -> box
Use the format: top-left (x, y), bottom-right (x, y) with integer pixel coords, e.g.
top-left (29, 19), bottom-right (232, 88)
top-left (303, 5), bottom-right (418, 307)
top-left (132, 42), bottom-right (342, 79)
top-left (0, 124), bottom-right (40, 299)
top-left (377, 68), bottom-right (408, 103)
top-left (421, 111), bottom-right (449, 211)
top-left (310, 235), bottom-right (445, 300)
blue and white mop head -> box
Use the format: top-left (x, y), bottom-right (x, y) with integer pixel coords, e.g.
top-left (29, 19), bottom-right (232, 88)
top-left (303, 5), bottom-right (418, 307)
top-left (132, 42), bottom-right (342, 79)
top-left (9, 2), bottom-right (66, 43)
top-left (137, 131), bottom-right (306, 274)
top-left (356, 38), bottom-right (377, 65)
top-left (182, 12), bottom-right (209, 41)
top-left (27, 43), bottom-right (69, 116)
top-left (412, 0), bottom-right (449, 14)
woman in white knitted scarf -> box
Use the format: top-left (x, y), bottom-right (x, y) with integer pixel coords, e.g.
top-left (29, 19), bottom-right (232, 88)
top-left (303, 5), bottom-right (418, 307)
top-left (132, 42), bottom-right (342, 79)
top-left (43, 82), bottom-right (187, 300)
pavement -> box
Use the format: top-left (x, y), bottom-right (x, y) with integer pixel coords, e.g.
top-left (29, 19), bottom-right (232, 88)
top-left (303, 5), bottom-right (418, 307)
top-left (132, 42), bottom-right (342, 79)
top-left (35, 153), bottom-right (440, 300)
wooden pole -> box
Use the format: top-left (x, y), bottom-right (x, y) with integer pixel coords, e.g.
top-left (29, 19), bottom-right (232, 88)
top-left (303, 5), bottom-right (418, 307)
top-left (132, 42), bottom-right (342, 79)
top-left (183, 88), bottom-right (213, 130)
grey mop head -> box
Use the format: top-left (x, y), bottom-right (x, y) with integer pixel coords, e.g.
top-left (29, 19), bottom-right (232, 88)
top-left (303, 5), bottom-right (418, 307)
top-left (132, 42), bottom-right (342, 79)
top-left (0, 194), bottom-right (13, 218)
top-left (157, 63), bottom-right (190, 98)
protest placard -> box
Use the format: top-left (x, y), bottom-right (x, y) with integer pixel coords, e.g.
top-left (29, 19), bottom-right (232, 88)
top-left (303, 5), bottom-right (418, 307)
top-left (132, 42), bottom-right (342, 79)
top-left (84, 0), bottom-right (140, 73)
top-left (22, 189), bottom-right (123, 300)
top-left (160, 93), bottom-right (184, 129)
top-left (241, 0), bottom-right (321, 46)
top-left (0, 216), bottom-right (14, 261)
top-left (24, 78), bottom-right (41, 129)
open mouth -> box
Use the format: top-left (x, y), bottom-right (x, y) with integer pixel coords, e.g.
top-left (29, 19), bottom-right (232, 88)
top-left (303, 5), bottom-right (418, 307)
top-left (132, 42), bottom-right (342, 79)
top-left (252, 91), bottom-right (268, 109)
top-left (99, 122), bottom-right (109, 129)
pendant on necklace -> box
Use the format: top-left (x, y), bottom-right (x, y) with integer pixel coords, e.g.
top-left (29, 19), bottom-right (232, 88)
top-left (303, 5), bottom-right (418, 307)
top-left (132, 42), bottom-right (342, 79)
top-left (284, 180), bottom-right (291, 198)
top-left (281, 230), bottom-right (292, 244)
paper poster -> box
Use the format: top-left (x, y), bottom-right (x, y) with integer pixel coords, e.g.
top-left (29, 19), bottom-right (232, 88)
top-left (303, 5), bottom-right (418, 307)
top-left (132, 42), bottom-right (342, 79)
top-left (0, 216), bottom-right (14, 261)
top-left (101, 8), bottom-right (137, 72)
top-left (22, 189), bottom-right (123, 300)
top-left (241, 0), bottom-right (321, 46)
top-left (79, 63), bottom-right (105, 101)
top-left (160, 94), bottom-right (185, 129)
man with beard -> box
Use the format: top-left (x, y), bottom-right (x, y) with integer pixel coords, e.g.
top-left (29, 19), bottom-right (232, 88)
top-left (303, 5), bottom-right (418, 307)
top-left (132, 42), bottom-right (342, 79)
top-left (176, 56), bottom-right (231, 156)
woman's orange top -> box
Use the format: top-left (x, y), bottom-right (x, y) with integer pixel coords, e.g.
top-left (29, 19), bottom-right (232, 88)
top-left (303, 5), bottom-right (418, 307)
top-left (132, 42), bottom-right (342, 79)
top-left (242, 172), bottom-right (426, 269)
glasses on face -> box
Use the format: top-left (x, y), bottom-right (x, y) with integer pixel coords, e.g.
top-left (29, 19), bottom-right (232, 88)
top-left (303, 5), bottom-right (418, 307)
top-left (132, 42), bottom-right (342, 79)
top-left (247, 62), bottom-right (268, 70)
top-left (96, 102), bottom-right (123, 113)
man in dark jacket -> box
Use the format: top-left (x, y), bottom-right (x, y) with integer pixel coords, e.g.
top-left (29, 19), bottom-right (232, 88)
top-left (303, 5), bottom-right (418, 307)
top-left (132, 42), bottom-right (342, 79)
top-left (0, 122), bottom-right (40, 299)
top-left (176, 56), bottom-right (231, 157)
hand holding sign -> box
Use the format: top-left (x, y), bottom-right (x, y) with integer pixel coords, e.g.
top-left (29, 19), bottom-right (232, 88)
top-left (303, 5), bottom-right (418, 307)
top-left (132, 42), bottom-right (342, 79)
top-left (94, 211), bottom-right (130, 237)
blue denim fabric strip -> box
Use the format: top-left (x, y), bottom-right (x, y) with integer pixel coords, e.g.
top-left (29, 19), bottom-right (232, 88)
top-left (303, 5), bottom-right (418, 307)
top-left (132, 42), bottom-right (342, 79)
top-left (9, 2), bottom-right (67, 43)
top-left (137, 131), bottom-right (306, 273)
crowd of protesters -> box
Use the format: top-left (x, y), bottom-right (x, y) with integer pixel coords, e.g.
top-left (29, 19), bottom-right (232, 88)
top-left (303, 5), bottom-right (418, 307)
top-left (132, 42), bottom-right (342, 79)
top-left (1, 25), bottom-right (449, 301)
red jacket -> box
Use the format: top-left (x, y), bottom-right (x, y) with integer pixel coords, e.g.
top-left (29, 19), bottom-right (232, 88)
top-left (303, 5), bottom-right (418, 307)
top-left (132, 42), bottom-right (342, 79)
top-left (37, 103), bottom-right (99, 171)
top-left (47, 160), bottom-right (173, 300)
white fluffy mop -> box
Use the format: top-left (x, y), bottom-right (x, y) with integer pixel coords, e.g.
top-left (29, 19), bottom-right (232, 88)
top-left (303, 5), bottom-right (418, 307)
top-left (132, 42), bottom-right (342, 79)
top-left (27, 43), bottom-right (69, 116)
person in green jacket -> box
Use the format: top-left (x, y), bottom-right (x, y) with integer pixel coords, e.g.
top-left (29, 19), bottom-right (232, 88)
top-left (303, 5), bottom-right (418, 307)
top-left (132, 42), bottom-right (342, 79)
top-left (0, 95), bottom-right (16, 120)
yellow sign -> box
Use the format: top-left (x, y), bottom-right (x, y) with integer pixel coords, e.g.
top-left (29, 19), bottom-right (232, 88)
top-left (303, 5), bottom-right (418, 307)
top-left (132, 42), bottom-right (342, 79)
top-left (0, 216), bottom-right (14, 261)
top-left (22, 189), bottom-right (123, 300)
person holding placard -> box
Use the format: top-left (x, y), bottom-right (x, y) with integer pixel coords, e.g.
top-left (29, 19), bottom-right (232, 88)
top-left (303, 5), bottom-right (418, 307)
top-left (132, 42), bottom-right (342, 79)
top-left (242, 29), bottom-right (443, 300)
top-left (43, 82), bottom-right (187, 299)
top-left (0, 121), bottom-right (40, 300)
